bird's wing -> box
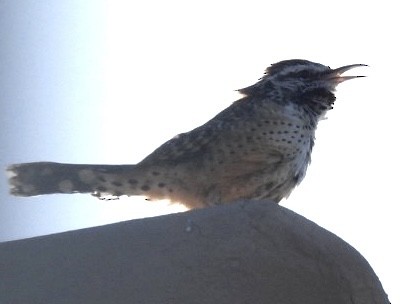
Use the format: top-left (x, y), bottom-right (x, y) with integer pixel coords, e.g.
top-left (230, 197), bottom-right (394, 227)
top-left (141, 98), bottom-right (286, 166)
top-left (140, 126), bottom-right (218, 163)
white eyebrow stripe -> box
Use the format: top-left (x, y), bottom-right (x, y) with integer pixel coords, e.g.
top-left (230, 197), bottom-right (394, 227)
top-left (278, 64), bottom-right (326, 76)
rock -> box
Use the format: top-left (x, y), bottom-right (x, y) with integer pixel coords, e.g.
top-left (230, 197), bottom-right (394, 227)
top-left (0, 200), bottom-right (390, 304)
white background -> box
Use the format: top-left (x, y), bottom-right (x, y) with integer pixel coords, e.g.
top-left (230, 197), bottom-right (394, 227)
top-left (0, 1), bottom-right (403, 302)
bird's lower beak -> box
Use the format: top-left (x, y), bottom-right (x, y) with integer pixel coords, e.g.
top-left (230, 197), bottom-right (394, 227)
top-left (326, 64), bottom-right (368, 83)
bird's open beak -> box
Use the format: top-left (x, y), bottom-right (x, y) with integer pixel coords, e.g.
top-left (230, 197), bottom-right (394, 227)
top-left (326, 64), bottom-right (368, 84)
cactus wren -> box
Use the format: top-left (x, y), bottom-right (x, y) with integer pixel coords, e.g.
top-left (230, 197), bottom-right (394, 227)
top-left (6, 59), bottom-right (366, 208)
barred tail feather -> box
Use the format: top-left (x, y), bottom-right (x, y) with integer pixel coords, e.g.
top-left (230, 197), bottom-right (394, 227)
top-left (6, 161), bottom-right (194, 204)
top-left (7, 162), bottom-right (140, 199)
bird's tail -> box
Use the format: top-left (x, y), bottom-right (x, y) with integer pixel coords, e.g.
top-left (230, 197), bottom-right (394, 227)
top-left (6, 162), bottom-right (151, 199)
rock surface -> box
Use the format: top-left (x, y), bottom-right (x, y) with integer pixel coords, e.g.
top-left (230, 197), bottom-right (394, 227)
top-left (0, 200), bottom-right (389, 304)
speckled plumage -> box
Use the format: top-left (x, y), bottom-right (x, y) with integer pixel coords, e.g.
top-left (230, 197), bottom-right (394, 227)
top-left (6, 59), bottom-right (366, 208)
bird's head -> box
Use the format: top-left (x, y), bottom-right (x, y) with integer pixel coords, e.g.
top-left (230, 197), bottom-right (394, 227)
top-left (266, 59), bottom-right (366, 91)
top-left (239, 59), bottom-right (367, 115)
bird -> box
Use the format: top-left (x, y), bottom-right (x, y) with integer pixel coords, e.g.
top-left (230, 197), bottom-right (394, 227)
top-left (6, 59), bottom-right (366, 209)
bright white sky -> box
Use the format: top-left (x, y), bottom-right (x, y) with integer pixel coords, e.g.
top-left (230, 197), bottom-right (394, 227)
top-left (0, 1), bottom-right (403, 302)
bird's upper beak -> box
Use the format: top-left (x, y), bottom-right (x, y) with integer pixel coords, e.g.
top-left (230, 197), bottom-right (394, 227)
top-left (325, 64), bottom-right (368, 84)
